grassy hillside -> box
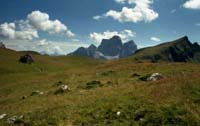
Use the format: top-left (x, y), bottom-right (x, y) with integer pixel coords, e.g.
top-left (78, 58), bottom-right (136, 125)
top-left (131, 36), bottom-right (200, 63)
top-left (0, 48), bottom-right (200, 126)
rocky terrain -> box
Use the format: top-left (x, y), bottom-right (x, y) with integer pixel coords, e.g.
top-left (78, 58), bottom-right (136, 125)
top-left (69, 36), bottom-right (137, 59)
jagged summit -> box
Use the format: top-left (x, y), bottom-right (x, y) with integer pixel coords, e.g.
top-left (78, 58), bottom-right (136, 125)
top-left (69, 36), bottom-right (138, 59)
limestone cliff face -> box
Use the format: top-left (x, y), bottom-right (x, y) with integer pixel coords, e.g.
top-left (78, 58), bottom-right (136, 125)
top-left (69, 36), bottom-right (138, 60)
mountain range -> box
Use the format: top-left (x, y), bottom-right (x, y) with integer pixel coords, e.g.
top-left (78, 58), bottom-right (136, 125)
top-left (70, 36), bottom-right (200, 63)
top-left (1, 36), bottom-right (200, 63)
top-left (69, 36), bottom-right (138, 60)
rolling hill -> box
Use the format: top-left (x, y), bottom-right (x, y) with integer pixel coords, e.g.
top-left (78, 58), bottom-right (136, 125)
top-left (132, 36), bottom-right (200, 63)
top-left (0, 47), bottom-right (200, 126)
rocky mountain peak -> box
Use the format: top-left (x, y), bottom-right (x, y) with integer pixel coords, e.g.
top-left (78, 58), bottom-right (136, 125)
top-left (69, 36), bottom-right (138, 59)
top-left (98, 36), bottom-right (123, 56)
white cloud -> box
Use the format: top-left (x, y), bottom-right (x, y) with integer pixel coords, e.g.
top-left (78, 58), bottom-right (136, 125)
top-left (0, 10), bottom-right (74, 40)
top-left (27, 10), bottom-right (74, 37)
top-left (93, 15), bottom-right (102, 20)
top-left (90, 29), bottom-right (136, 43)
top-left (150, 37), bottom-right (161, 42)
top-left (4, 39), bottom-right (89, 55)
top-left (94, 0), bottom-right (159, 23)
top-left (170, 9), bottom-right (176, 13)
top-left (0, 22), bottom-right (38, 40)
top-left (183, 0), bottom-right (200, 9)
top-left (0, 23), bottom-right (16, 39)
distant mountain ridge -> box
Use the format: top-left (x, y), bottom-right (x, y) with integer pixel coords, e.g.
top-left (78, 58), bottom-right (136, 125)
top-left (69, 36), bottom-right (138, 59)
top-left (132, 36), bottom-right (200, 63)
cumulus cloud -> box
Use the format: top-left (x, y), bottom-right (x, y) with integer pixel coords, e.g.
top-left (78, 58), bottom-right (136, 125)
top-left (90, 29), bottom-right (135, 43)
top-left (0, 10), bottom-right (74, 40)
top-left (0, 22), bottom-right (38, 40)
top-left (183, 0), bottom-right (200, 9)
top-left (4, 39), bottom-right (89, 55)
top-left (27, 11), bottom-right (74, 37)
top-left (94, 0), bottom-right (159, 23)
top-left (150, 37), bottom-right (161, 42)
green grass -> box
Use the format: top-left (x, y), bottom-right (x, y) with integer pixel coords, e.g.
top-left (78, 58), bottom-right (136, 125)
top-left (0, 48), bottom-right (200, 126)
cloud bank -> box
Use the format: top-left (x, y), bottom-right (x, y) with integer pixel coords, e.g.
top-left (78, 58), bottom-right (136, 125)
top-left (90, 29), bottom-right (135, 43)
top-left (94, 0), bottom-right (159, 23)
top-left (0, 10), bottom-right (74, 40)
top-left (183, 0), bottom-right (200, 9)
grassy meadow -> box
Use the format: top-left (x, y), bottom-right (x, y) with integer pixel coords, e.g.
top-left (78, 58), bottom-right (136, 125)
top-left (0, 48), bottom-right (200, 126)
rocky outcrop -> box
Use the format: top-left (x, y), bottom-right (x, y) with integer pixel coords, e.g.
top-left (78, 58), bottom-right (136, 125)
top-left (19, 54), bottom-right (34, 64)
top-left (120, 40), bottom-right (137, 58)
top-left (98, 36), bottom-right (123, 56)
top-left (69, 36), bottom-right (138, 60)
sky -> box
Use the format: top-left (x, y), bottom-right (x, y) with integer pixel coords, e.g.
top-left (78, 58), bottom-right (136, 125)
top-left (0, 0), bottom-right (200, 55)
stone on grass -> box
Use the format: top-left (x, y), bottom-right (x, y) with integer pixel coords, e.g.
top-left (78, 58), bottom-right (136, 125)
top-left (19, 54), bottom-right (34, 64)
top-left (55, 85), bottom-right (69, 94)
top-left (147, 73), bottom-right (163, 81)
top-left (0, 114), bottom-right (7, 119)
top-left (7, 115), bottom-right (24, 124)
top-left (116, 111), bottom-right (121, 116)
top-left (30, 91), bottom-right (44, 96)
top-left (61, 85), bottom-right (69, 91)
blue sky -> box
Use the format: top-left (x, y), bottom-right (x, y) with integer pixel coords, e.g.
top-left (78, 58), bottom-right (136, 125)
top-left (0, 0), bottom-right (200, 55)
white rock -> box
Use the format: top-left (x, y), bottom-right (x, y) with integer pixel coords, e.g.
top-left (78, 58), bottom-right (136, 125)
top-left (61, 85), bottom-right (69, 91)
top-left (7, 116), bottom-right (17, 124)
top-left (147, 73), bottom-right (163, 81)
top-left (0, 114), bottom-right (7, 119)
top-left (39, 92), bottom-right (44, 95)
top-left (116, 111), bottom-right (121, 116)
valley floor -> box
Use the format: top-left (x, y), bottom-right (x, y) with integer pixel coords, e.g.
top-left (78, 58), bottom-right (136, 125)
top-left (0, 49), bottom-right (200, 126)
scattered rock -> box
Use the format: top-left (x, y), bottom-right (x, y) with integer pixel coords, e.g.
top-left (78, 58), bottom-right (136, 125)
top-left (60, 85), bottom-right (69, 91)
top-left (116, 111), bottom-right (121, 116)
top-left (147, 73), bottom-right (163, 81)
top-left (55, 85), bottom-right (69, 95)
top-left (139, 73), bottom-right (163, 81)
top-left (7, 115), bottom-right (24, 124)
top-left (19, 54), bottom-right (34, 64)
top-left (30, 91), bottom-right (44, 96)
top-left (0, 114), bottom-right (7, 119)
top-left (134, 111), bottom-right (146, 121)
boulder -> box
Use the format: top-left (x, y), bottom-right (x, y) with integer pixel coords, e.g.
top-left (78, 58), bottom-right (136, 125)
top-left (30, 91), bottom-right (44, 96)
top-left (60, 85), bottom-right (69, 91)
top-left (55, 85), bottom-right (69, 94)
top-left (147, 73), bottom-right (163, 81)
top-left (0, 114), bottom-right (7, 119)
top-left (19, 54), bottom-right (34, 64)
top-left (7, 115), bottom-right (24, 124)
